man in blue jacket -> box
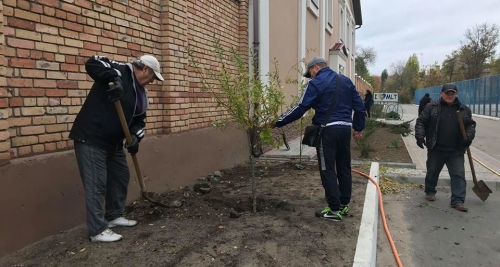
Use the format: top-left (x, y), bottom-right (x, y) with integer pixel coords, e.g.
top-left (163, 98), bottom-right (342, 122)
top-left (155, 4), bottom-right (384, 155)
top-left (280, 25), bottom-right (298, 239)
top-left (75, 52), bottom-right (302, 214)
top-left (70, 55), bottom-right (164, 242)
top-left (272, 57), bottom-right (365, 221)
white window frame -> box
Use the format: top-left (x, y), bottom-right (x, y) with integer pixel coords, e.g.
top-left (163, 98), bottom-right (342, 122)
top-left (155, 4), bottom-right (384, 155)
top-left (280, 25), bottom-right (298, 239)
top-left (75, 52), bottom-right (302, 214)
top-left (325, 0), bottom-right (333, 34)
top-left (346, 21), bottom-right (350, 54)
top-left (339, 7), bottom-right (345, 42)
top-left (307, 0), bottom-right (319, 18)
top-left (351, 19), bottom-right (355, 56)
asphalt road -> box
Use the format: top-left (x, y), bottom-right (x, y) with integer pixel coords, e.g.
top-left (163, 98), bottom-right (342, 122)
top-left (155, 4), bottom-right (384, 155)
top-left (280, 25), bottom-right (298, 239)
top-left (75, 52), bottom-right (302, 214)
top-left (377, 185), bottom-right (500, 267)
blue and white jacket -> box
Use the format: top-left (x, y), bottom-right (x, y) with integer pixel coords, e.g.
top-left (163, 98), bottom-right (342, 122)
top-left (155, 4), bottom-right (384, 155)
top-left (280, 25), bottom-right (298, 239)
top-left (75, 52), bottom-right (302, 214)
top-left (276, 67), bottom-right (365, 131)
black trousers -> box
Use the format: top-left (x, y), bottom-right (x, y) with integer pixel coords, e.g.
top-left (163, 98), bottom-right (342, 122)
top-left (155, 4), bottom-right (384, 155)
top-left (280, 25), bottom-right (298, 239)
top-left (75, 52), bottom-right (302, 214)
top-left (316, 127), bottom-right (352, 211)
top-left (74, 141), bottom-right (131, 236)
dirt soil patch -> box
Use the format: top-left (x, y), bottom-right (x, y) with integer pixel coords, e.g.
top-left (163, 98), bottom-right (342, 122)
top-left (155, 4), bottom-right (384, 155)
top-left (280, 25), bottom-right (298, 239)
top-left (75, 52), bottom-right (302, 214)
top-left (0, 161), bottom-right (370, 267)
top-left (351, 126), bottom-right (413, 163)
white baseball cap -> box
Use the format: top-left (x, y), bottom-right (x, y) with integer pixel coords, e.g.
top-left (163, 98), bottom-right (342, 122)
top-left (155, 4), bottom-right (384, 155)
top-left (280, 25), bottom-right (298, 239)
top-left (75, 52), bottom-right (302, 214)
top-left (139, 55), bottom-right (164, 81)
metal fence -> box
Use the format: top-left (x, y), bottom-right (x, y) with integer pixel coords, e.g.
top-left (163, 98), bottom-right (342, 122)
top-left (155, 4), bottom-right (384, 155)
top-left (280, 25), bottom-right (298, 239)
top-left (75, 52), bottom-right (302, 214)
top-left (414, 74), bottom-right (500, 118)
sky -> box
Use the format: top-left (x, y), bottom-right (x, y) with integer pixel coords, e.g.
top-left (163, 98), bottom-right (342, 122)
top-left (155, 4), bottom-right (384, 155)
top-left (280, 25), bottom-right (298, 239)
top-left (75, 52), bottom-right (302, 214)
top-left (356, 0), bottom-right (500, 76)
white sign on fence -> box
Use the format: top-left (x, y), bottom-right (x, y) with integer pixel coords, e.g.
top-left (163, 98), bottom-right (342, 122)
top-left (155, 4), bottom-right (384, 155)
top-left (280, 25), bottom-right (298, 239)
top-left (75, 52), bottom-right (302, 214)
top-left (373, 92), bottom-right (399, 102)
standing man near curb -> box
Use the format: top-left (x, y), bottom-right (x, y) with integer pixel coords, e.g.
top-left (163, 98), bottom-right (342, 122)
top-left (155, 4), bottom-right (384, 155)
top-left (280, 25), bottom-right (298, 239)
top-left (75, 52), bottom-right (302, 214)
top-left (415, 83), bottom-right (476, 212)
top-left (270, 57), bottom-right (365, 221)
top-left (70, 55), bottom-right (164, 242)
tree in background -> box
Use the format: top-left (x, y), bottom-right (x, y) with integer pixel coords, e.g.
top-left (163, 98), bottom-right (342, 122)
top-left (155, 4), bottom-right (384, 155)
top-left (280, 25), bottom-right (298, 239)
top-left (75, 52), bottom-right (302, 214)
top-left (421, 64), bottom-right (443, 88)
top-left (487, 57), bottom-right (500, 74)
top-left (381, 69), bottom-right (388, 91)
top-left (355, 46), bottom-right (377, 87)
top-left (441, 50), bottom-right (466, 82)
top-left (459, 23), bottom-right (499, 79)
top-left (402, 54), bottom-right (420, 97)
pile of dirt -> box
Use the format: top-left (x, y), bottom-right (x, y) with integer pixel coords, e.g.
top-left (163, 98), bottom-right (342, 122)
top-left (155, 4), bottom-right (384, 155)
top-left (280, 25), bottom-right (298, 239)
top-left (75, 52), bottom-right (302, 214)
top-left (0, 161), bottom-right (369, 267)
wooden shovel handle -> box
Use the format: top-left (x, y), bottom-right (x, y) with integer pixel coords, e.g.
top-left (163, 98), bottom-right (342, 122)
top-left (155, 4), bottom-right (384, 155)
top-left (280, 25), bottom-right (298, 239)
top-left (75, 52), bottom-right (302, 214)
top-left (457, 111), bottom-right (478, 185)
top-left (109, 82), bottom-right (148, 195)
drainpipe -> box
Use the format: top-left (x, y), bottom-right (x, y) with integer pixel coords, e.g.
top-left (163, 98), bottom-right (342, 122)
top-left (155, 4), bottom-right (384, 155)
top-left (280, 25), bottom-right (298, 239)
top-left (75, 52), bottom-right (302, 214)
top-left (253, 0), bottom-right (260, 80)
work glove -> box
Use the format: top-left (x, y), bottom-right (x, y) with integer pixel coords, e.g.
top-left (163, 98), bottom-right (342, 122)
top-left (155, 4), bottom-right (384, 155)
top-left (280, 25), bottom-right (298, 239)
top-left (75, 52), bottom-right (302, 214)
top-left (461, 139), bottom-right (472, 148)
top-left (107, 77), bottom-right (123, 102)
top-left (126, 134), bottom-right (139, 155)
top-left (416, 138), bottom-right (426, 149)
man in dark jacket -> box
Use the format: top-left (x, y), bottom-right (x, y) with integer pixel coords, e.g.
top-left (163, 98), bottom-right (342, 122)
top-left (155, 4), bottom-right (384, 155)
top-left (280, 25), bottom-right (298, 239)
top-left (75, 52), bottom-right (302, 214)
top-left (418, 93), bottom-right (432, 115)
top-left (415, 84), bottom-right (476, 212)
top-left (70, 55), bottom-right (164, 242)
top-left (272, 57), bottom-right (365, 221)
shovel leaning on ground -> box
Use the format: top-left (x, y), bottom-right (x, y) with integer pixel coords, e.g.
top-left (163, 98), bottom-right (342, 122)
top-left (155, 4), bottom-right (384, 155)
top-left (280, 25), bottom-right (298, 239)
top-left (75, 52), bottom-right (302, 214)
top-left (110, 82), bottom-right (169, 207)
top-left (457, 111), bottom-right (492, 202)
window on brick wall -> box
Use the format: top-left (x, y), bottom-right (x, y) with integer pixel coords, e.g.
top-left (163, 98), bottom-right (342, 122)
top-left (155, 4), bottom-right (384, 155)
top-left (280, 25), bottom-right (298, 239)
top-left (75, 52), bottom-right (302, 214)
top-left (326, 0), bottom-right (333, 34)
top-left (307, 0), bottom-right (319, 18)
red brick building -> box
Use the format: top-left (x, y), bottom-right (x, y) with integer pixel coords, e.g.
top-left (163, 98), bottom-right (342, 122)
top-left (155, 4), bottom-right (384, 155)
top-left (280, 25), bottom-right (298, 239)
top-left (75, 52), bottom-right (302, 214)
top-left (0, 0), bottom-right (250, 255)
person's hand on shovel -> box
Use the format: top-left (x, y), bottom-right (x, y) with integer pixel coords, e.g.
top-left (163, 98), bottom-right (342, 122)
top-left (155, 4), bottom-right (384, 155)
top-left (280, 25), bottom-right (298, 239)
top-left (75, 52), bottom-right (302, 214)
top-left (126, 134), bottom-right (139, 155)
top-left (107, 77), bottom-right (124, 102)
top-left (461, 138), bottom-right (472, 148)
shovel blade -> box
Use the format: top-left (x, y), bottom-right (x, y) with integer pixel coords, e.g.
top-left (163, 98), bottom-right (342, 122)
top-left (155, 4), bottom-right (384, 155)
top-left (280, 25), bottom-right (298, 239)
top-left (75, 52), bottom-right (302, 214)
top-left (472, 180), bottom-right (492, 202)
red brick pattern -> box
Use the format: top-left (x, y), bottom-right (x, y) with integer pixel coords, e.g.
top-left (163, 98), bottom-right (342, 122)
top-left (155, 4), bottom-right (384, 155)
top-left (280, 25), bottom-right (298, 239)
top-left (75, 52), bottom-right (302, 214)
top-left (355, 75), bottom-right (373, 98)
top-left (0, 0), bottom-right (248, 159)
top-left (0, 0), bottom-right (11, 163)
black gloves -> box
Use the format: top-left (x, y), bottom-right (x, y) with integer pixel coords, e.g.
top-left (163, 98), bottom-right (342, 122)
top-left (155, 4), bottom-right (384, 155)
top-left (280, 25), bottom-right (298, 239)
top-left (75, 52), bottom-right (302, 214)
top-left (416, 138), bottom-right (426, 149)
top-left (107, 77), bottom-right (123, 102)
top-left (461, 139), bottom-right (472, 148)
top-left (126, 134), bottom-right (139, 155)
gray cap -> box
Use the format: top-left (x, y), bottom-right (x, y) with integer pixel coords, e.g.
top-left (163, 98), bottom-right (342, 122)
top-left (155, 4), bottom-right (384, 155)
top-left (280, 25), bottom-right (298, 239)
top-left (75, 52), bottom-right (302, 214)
top-left (303, 56), bottom-right (327, 78)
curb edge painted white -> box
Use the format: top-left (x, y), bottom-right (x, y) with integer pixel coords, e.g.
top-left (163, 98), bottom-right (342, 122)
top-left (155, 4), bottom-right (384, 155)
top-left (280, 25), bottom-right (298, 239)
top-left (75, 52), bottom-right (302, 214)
top-left (352, 162), bottom-right (379, 267)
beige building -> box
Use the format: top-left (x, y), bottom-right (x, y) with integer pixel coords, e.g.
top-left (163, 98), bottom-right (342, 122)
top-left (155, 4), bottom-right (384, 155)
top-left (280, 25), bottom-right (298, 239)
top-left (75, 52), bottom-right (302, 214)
top-left (250, 0), bottom-right (363, 104)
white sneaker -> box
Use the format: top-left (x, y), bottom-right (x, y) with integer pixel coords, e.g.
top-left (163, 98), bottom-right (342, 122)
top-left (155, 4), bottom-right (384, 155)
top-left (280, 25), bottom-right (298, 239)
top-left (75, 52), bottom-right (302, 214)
top-left (108, 217), bottom-right (138, 228)
top-left (90, 229), bottom-right (123, 242)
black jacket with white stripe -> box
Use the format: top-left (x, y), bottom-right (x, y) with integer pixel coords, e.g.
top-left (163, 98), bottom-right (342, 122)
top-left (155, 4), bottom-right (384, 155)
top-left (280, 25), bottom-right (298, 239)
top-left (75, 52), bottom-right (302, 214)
top-left (69, 56), bottom-right (147, 152)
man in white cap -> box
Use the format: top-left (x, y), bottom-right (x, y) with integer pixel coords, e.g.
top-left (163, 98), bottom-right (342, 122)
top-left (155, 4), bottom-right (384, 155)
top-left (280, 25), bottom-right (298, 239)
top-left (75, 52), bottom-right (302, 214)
top-left (69, 55), bottom-right (164, 242)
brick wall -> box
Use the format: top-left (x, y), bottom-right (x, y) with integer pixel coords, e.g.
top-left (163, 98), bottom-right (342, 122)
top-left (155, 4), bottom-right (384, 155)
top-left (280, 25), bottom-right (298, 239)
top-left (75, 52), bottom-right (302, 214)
top-left (0, 0), bottom-right (248, 161)
top-left (0, 0), bottom-right (9, 163)
top-left (355, 75), bottom-right (372, 98)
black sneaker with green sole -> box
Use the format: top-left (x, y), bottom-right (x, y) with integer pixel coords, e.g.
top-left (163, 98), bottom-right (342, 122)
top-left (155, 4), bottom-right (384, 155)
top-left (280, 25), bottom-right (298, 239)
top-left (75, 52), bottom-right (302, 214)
top-left (340, 205), bottom-right (349, 216)
top-left (315, 207), bottom-right (342, 221)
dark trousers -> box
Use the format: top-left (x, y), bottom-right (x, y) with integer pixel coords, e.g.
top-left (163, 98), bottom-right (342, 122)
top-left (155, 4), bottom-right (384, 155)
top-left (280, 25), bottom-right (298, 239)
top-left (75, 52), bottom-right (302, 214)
top-left (316, 127), bottom-right (352, 211)
top-left (74, 141), bottom-right (130, 236)
top-left (424, 150), bottom-right (466, 205)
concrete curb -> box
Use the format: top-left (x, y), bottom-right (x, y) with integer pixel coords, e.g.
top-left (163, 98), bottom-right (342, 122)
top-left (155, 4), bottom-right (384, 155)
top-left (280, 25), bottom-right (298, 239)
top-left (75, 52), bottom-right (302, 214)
top-left (352, 162), bottom-right (380, 267)
top-left (472, 114), bottom-right (500, 121)
top-left (385, 173), bottom-right (500, 191)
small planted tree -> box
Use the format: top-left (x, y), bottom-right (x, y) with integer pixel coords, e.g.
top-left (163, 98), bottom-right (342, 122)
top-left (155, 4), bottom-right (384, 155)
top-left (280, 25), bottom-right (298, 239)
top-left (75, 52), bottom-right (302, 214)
top-left (189, 39), bottom-right (285, 212)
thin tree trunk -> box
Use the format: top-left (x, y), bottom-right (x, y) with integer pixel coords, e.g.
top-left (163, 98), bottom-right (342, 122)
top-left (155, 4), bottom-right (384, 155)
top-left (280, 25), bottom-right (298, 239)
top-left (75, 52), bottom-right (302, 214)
top-left (250, 154), bottom-right (256, 213)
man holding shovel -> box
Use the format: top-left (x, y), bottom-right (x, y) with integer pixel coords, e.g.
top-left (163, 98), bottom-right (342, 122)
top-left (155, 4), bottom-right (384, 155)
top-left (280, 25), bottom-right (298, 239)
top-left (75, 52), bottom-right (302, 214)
top-left (415, 84), bottom-right (476, 212)
top-left (70, 55), bottom-right (164, 242)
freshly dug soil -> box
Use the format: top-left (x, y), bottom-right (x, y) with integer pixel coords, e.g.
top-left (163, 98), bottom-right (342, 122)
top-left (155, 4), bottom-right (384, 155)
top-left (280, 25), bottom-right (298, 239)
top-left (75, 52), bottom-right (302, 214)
top-left (0, 161), bottom-right (370, 267)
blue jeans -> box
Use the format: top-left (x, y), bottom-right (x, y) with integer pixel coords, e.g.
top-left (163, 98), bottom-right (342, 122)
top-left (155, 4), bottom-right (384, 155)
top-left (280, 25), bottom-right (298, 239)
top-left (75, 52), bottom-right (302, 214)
top-left (424, 150), bottom-right (466, 205)
top-left (74, 141), bottom-right (130, 236)
top-left (316, 127), bottom-right (352, 211)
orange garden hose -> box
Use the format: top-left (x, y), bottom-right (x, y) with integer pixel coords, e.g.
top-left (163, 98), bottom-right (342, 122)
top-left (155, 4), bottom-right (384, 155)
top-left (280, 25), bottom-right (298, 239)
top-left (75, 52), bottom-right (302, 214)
top-left (352, 169), bottom-right (404, 267)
